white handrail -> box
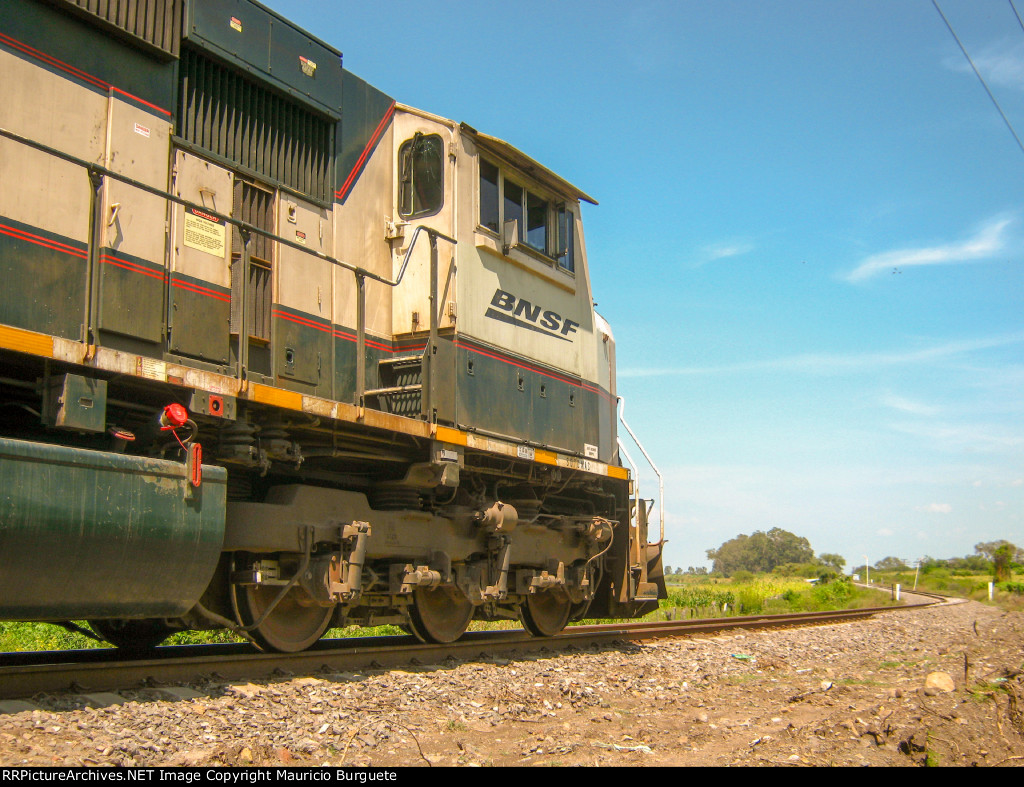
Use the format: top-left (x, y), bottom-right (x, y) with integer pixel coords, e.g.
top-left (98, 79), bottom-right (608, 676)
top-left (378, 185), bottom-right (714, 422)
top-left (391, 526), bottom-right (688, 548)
top-left (617, 396), bottom-right (665, 544)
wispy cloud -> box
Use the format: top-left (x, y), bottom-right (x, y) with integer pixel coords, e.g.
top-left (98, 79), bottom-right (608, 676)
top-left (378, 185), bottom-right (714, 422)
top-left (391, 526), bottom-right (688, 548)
top-left (843, 214), bottom-right (1014, 282)
top-left (693, 240), bottom-right (754, 267)
top-left (620, 332), bottom-right (1024, 378)
top-left (945, 37), bottom-right (1024, 91)
top-left (888, 421), bottom-right (1024, 453)
top-left (878, 393), bottom-right (941, 416)
top-left (915, 503), bottom-right (952, 514)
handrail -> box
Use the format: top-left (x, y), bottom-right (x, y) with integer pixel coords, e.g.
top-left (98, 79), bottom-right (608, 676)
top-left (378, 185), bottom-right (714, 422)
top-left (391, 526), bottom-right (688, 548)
top-left (617, 395), bottom-right (665, 545)
top-left (0, 126), bottom-right (456, 405)
top-left (353, 224), bottom-right (455, 407)
top-left (0, 127), bottom-right (455, 290)
top-left (393, 224), bottom-right (457, 286)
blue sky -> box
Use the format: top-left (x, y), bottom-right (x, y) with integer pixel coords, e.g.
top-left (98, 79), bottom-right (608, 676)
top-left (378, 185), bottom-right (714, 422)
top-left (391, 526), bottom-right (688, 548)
top-left (271, 0), bottom-right (1023, 572)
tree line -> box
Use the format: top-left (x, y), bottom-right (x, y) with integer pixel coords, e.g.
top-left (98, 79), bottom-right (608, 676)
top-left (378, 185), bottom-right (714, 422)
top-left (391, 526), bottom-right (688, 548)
top-left (854, 540), bottom-right (1022, 582)
top-left (665, 532), bottom-right (1021, 581)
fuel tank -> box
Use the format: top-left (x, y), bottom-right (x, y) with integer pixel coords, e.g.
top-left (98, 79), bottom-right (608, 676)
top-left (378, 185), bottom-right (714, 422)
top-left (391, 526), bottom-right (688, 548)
top-left (0, 437), bottom-right (226, 620)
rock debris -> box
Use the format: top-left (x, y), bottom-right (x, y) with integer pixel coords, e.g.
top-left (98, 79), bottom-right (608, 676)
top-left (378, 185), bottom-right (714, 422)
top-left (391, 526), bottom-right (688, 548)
top-left (1, 600), bottom-right (1022, 767)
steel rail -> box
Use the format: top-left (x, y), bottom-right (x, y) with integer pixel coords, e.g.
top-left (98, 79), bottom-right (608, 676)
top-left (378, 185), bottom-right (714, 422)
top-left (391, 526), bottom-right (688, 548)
top-left (0, 595), bottom-right (944, 702)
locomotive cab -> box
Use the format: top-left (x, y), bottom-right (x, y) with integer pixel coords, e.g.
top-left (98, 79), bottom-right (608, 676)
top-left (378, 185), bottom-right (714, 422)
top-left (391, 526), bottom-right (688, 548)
top-left (342, 104), bottom-right (617, 464)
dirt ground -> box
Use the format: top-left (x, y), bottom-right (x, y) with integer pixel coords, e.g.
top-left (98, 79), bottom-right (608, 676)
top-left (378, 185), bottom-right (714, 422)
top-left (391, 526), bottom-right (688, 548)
top-left (1, 598), bottom-right (1023, 767)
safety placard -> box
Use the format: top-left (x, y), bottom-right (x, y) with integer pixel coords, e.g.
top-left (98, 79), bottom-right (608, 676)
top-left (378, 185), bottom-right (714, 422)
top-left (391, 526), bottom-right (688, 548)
top-left (183, 208), bottom-right (227, 258)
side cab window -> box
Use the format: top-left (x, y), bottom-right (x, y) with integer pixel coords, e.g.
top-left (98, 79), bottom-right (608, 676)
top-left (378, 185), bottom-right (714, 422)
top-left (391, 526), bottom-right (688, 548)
top-left (478, 156), bottom-right (575, 275)
top-left (398, 133), bottom-right (444, 219)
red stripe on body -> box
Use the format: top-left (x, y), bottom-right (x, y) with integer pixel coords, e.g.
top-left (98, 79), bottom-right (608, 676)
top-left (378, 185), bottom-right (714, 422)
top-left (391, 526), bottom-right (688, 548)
top-left (335, 101), bottom-right (396, 201)
top-left (0, 222), bottom-right (87, 258)
top-left (0, 32), bottom-right (170, 116)
top-left (171, 278), bottom-right (230, 302)
top-left (100, 254), bottom-right (167, 281)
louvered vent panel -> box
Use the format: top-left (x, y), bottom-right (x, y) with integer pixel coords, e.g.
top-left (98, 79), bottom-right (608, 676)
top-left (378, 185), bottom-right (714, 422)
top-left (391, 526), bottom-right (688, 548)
top-left (230, 179), bottom-right (274, 341)
top-left (179, 48), bottom-right (333, 202)
top-left (58, 0), bottom-right (182, 57)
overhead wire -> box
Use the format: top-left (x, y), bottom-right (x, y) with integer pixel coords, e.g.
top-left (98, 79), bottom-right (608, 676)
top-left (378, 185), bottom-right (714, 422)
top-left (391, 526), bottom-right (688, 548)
top-left (931, 0), bottom-right (1024, 158)
top-left (1009, 0), bottom-right (1024, 35)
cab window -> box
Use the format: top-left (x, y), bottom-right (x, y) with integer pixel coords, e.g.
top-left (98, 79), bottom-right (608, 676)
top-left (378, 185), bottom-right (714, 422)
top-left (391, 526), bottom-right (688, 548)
top-left (479, 156), bottom-right (575, 273)
top-left (398, 134), bottom-right (444, 218)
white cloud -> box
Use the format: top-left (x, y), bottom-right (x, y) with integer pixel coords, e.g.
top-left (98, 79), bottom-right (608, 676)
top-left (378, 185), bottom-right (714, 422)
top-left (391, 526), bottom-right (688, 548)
top-left (877, 528), bottom-right (894, 537)
top-left (693, 240), bottom-right (754, 267)
top-left (620, 332), bottom-right (1024, 378)
top-left (946, 38), bottom-right (1024, 90)
top-left (888, 421), bottom-right (1024, 453)
top-left (843, 214), bottom-right (1014, 282)
top-left (915, 503), bottom-right (952, 513)
top-left (879, 393), bottom-right (940, 416)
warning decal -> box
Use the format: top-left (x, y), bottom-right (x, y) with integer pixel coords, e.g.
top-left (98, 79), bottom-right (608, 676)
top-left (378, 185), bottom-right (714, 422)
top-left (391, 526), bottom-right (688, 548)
top-left (183, 208), bottom-right (226, 258)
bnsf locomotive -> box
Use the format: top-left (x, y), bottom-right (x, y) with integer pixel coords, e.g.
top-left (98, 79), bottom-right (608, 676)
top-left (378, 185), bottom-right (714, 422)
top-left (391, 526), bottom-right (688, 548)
top-left (0, 0), bottom-right (666, 652)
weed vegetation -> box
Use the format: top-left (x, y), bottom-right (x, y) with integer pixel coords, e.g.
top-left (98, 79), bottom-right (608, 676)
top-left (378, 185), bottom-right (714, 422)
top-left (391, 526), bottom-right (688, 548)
top-left (653, 574), bottom-right (893, 620)
top-left (6, 568), bottom-right (1019, 653)
top-left (859, 568), bottom-right (1024, 612)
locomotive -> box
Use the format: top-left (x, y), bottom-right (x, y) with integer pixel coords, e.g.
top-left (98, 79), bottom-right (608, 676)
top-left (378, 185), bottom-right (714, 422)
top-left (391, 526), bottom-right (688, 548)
top-left (0, 0), bottom-right (666, 652)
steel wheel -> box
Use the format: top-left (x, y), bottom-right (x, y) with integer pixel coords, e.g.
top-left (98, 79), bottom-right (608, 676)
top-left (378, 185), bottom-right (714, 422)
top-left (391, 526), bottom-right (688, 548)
top-left (232, 584), bottom-right (334, 653)
top-left (520, 590), bottom-right (572, 637)
top-left (407, 586), bottom-right (474, 644)
top-left (89, 619), bottom-right (174, 650)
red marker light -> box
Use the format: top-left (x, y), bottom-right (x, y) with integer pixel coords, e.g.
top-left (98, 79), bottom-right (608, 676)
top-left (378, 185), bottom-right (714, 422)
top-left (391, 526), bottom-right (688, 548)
top-left (188, 442), bottom-right (203, 487)
top-left (161, 403), bottom-right (189, 429)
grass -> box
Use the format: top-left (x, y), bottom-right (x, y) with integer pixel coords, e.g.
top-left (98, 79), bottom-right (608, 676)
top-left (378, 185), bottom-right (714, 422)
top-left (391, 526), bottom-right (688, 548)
top-left (0, 572), bottom-right (925, 653)
top-left (654, 574), bottom-right (891, 621)
top-left (862, 569), bottom-right (1024, 612)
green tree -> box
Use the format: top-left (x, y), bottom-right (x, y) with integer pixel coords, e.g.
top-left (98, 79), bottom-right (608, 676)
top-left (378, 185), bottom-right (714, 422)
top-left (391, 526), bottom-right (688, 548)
top-left (818, 553), bottom-right (846, 571)
top-left (706, 527), bottom-right (814, 576)
top-left (975, 540), bottom-right (1023, 565)
top-left (993, 544), bottom-right (1014, 583)
top-left (874, 556), bottom-right (908, 571)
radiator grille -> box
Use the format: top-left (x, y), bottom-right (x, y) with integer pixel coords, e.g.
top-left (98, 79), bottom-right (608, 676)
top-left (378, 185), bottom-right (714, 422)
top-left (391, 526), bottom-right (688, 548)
top-left (57, 0), bottom-right (183, 57)
top-left (230, 179), bottom-right (273, 341)
top-left (179, 48), bottom-right (334, 202)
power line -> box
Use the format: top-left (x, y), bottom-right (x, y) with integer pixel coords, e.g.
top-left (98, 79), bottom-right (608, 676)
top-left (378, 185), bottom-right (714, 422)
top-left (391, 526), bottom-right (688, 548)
top-left (1009, 0), bottom-right (1024, 35)
top-left (932, 0), bottom-right (1024, 158)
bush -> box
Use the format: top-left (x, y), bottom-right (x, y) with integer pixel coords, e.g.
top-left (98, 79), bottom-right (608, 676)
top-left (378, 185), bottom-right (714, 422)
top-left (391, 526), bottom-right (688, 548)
top-left (809, 578), bottom-right (853, 609)
top-left (735, 587), bottom-right (764, 614)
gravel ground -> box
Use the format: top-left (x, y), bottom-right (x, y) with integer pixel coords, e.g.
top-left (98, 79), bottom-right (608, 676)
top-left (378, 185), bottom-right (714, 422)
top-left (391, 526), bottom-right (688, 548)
top-left (1, 599), bottom-right (1022, 767)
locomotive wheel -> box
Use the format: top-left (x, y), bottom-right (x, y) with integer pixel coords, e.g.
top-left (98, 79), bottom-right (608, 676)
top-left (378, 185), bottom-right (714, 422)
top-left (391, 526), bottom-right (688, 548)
top-left (89, 619), bottom-right (174, 651)
top-left (407, 586), bottom-right (474, 644)
top-left (232, 584), bottom-right (333, 653)
top-left (520, 590), bottom-right (573, 637)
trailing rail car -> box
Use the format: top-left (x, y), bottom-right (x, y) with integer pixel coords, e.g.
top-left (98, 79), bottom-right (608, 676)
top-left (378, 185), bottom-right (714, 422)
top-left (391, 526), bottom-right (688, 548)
top-left (0, 0), bottom-right (666, 652)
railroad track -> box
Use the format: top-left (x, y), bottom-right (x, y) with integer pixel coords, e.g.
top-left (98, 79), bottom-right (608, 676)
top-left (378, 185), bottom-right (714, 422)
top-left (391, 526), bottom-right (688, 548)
top-left (0, 590), bottom-right (951, 706)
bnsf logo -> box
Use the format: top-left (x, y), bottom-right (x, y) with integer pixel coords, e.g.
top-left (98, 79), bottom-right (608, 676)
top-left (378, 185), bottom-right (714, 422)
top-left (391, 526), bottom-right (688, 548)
top-left (485, 289), bottom-right (580, 342)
